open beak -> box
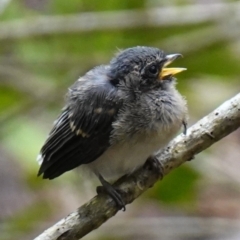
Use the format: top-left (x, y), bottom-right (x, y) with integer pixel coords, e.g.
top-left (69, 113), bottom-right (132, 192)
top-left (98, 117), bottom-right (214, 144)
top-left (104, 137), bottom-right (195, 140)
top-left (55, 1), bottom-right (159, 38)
top-left (160, 54), bottom-right (187, 80)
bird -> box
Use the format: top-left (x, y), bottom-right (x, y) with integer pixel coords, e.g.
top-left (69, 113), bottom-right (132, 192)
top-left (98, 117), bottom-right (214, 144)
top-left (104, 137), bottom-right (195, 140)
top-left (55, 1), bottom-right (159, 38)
top-left (37, 46), bottom-right (188, 211)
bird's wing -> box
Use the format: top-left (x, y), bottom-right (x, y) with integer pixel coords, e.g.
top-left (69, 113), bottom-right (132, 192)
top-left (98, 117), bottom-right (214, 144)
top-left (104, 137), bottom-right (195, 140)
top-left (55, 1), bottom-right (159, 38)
top-left (37, 70), bottom-right (122, 179)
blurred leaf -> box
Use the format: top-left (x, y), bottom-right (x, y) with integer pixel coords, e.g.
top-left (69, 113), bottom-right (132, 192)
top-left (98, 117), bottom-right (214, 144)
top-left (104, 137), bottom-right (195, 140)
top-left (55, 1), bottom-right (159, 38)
top-left (2, 118), bottom-right (48, 172)
top-left (147, 165), bottom-right (200, 204)
top-left (183, 44), bottom-right (240, 79)
top-left (50, 0), bottom-right (145, 14)
top-left (0, 86), bottom-right (25, 113)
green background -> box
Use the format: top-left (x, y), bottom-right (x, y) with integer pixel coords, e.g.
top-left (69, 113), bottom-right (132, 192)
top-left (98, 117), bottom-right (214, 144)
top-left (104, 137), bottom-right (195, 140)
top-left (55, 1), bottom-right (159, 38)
top-left (0, 1), bottom-right (240, 240)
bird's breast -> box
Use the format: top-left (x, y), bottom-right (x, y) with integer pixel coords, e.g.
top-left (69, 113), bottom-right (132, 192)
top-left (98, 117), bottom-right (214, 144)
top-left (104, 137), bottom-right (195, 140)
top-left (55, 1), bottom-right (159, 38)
top-left (87, 134), bottom-right (159, 180)
top-left (88, 120), bottom-right (182, 181)
top-left (87, 89), bottom-right (187, 181)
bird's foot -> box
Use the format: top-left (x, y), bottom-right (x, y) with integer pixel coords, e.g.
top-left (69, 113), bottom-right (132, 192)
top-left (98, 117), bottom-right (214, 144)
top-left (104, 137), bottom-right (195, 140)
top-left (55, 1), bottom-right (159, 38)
top-left (182, 120), bottom-right (187, 135)
top-left (144, 156), bottom-right (164, 179)
top-left (97, 175), bottom-right (126, 211)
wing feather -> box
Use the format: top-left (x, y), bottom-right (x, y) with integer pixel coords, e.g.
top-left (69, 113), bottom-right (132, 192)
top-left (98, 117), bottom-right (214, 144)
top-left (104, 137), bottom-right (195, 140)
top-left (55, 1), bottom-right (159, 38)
top-left (38, 68), bottom-right (122, 179)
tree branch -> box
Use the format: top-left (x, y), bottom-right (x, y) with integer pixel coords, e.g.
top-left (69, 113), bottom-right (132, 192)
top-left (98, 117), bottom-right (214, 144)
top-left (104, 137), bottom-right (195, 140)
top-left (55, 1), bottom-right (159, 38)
top-left (34, 93), bottom-right (240, 240)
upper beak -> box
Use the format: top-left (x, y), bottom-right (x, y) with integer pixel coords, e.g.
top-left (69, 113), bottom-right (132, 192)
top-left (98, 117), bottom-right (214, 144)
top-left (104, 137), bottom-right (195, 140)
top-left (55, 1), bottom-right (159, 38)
top-left (160, 54), bottom-right (187, 80)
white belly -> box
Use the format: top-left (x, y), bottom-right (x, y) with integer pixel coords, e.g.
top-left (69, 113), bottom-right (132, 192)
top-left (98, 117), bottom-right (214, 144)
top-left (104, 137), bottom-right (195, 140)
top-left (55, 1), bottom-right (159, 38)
top-left (87, 124), bottom-right (181, 181)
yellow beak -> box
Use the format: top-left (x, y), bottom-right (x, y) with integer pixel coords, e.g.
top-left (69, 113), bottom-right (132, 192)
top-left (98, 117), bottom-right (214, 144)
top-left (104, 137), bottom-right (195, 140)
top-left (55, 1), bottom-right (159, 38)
top-left (159, 54), bottom-right (187, 80)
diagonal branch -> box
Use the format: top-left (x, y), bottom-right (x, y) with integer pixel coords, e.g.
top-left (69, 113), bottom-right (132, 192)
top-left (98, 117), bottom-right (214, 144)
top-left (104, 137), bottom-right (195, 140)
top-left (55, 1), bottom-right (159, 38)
top-left (34, 93), bottom-right (240, 240)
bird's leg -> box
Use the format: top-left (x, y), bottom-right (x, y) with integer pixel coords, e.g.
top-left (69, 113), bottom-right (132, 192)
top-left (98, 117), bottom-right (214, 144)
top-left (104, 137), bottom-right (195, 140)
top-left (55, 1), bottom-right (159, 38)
top-left (96, 174), bottom-right (126, 211)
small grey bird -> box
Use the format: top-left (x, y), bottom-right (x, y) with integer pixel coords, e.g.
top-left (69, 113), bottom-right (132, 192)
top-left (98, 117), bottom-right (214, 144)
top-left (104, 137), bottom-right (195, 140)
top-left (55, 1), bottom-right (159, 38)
top-left (37, 46), bottom-right (187, 210)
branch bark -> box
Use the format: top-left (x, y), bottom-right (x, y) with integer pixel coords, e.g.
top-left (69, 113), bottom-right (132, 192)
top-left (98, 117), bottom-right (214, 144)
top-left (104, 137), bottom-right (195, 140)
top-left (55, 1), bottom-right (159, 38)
top-left (34, 93), bottom-right (240, 240)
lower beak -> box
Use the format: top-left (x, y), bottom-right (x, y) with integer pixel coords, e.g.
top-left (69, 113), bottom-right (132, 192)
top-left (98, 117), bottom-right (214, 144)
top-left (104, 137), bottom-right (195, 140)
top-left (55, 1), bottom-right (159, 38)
top-left (159, 54), bottom-right (187, 80)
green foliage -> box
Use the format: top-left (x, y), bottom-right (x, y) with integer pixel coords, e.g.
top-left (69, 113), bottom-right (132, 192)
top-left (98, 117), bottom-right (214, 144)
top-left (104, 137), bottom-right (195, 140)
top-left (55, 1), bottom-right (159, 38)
top-left (147, 165), bottom-right (200, 204)
top-left (2, 118), bottom-right (47, 170)
top-left (0, 0), bottom-right (40, 20)
top-left (0, 86), bottom-right (25, 113)
top-left (50, 0), bottom-right (145, 14)
top-left (184, 44), bottom-right (240, 78)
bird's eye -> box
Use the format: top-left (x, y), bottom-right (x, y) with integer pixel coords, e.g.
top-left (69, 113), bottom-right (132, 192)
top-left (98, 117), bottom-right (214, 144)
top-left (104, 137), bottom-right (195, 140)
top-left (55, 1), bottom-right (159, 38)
top-left (148, 65), bottom-right (158, 75)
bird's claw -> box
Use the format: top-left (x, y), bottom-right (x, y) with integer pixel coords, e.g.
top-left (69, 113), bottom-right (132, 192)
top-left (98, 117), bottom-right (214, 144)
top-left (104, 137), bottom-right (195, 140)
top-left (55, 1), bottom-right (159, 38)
top-left (97, 175), bottom-right (126, 211)
top-left (182, 120), bottom-right (187, 135)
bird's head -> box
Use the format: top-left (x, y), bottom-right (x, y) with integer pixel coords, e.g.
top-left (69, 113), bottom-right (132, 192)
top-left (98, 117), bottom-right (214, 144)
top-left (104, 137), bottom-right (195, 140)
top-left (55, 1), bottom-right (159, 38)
top-left (108, 46), bottom-right (186, 91)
